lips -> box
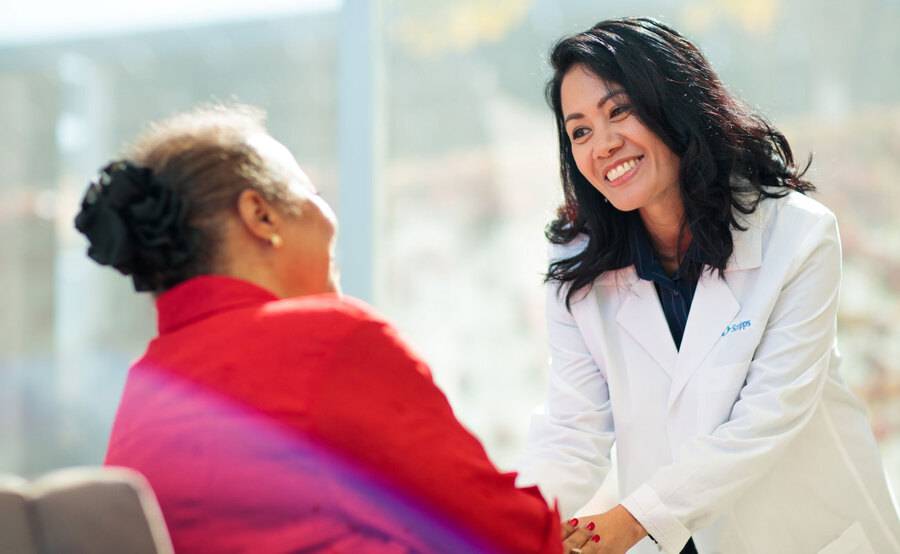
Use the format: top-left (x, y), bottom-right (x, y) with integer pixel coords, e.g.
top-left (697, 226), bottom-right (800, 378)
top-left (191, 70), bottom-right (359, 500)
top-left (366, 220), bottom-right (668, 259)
top-left (603, 155), bottom-right (643, 186)
top-left (604, 156), bottom-right (642, 181)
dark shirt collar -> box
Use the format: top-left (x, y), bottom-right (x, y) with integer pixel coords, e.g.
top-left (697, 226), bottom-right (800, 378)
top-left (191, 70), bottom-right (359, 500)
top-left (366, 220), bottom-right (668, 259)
top-left (155, 275), bottom-right (279, 335)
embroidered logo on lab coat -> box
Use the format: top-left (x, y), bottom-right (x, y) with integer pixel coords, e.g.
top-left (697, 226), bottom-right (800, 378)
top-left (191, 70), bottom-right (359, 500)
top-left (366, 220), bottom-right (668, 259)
top-left (721, 320), bottom-right (751, 337)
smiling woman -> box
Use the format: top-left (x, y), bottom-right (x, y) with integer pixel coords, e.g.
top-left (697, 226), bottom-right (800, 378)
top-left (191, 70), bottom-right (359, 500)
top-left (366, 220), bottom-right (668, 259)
top-left (560, 67), bottom-right (682, 221)
top-left (543, 18), bottom-right (816, 302)
top-left (518, 17), bottom-right (900, 554)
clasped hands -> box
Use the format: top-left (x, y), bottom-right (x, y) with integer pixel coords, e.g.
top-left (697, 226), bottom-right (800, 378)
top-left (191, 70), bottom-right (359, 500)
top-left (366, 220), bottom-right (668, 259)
top-left (561, 504), bottom-right (647, 554)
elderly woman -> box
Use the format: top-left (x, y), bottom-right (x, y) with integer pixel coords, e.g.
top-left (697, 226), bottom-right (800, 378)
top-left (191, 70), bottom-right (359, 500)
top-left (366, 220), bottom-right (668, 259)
top-left (75, 105), bottom-right (590, 553)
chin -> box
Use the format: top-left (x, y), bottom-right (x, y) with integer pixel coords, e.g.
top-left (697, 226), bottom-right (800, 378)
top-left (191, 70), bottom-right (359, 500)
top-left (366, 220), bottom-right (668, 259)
top-left (327, 265), bottom-right (341, 294)
top-left (602, 186), bottom-right (653, 213)
top-left (606, 195), bottom-right (645, 213)
top-left (322, 275), bottom-right (340, 295)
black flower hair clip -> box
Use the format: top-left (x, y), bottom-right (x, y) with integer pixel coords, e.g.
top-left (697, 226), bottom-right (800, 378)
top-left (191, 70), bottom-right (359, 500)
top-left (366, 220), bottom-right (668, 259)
top-left (74, 161), bottom-right (194, 292)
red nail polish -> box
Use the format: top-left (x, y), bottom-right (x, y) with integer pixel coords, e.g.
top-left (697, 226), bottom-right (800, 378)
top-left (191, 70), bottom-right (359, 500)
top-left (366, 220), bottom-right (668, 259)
top-left (592, 535), bottom-right (601, 543)
top-left (586, 522), bottom-right (596, 531)
top-left (568, 518), bottom-right (579, 527)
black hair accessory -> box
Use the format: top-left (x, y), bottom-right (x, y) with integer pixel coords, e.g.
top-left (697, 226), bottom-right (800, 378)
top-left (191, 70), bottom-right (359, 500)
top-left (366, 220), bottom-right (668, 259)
top-left (74, 160), bottom-right (193, 291)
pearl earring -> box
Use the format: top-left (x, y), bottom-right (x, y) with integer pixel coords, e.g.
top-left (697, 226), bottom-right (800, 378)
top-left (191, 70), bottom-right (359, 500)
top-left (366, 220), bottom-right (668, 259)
top-left (269, 234), bottom-right (283, 248)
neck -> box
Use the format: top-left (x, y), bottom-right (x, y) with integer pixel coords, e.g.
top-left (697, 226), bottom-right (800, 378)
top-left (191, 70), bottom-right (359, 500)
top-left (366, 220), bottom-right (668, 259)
top-left (222, 258), bottom-right (339, 299)
top-left (639, 198), bottom-right (691, 265)
top-left (218, 223), bottom-right (339, 299)
top-left (219, 261), bottom-right (287, 298)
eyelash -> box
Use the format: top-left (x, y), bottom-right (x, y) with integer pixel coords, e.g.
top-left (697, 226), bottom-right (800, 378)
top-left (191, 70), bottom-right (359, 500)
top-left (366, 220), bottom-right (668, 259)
top-left (610, 104), bottom-right (632, 118)
top-left (569, 103), bottom-right (633, 141)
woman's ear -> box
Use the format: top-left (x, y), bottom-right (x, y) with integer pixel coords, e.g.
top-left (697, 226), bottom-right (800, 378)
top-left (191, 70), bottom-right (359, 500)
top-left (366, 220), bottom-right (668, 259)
top-left (236, 188), bottom-right (280, 243)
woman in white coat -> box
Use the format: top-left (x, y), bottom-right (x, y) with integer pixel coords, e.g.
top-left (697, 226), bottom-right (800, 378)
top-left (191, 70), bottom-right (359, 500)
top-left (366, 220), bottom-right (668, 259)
top-left (519, 18), bottom-right (900, 554)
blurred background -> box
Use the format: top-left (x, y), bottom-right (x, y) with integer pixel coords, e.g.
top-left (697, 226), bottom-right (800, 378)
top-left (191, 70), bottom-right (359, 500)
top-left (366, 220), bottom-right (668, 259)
top-left (1, 0), bottom-right (898, 500)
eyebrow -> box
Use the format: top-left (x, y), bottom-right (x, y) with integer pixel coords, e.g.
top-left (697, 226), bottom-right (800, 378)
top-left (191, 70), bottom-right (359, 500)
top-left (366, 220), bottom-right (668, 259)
top-left (563, 89), bottom-right (627, 125)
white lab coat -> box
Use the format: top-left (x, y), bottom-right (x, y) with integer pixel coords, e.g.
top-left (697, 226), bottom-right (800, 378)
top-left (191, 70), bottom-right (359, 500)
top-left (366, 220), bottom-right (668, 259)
top-left (518, 192), bottom-right (900, 553)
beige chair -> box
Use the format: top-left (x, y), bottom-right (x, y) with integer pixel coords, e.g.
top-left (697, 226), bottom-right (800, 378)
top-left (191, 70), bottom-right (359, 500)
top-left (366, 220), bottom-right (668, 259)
top-left (0, 466), bottom-right (173, 554)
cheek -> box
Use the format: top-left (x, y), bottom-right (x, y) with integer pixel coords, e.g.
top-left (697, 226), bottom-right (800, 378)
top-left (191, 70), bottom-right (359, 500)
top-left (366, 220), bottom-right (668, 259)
top-left (571, 145), bottom-right (596, 181)
top-left (311, 197), bottom-right (337, 236)
top-left (641, 130), bottom-right (679, 177)
top-left (659, 148), bottom-right (681, 182)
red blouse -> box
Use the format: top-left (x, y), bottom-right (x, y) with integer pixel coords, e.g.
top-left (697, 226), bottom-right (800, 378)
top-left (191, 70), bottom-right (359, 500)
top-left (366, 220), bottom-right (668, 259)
top-left (105, 276), bottom-right (560, 553)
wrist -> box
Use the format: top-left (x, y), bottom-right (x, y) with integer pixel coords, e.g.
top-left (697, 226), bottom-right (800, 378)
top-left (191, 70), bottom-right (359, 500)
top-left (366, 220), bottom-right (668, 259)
top-left (616, 504), bottom-right (647, 543)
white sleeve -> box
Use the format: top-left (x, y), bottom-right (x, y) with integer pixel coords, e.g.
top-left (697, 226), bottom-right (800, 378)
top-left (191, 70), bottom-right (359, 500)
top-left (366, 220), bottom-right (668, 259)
top-left (518, 257), bottom-right (616, 517)
top-left (621, 212), bottom-right (842, 553)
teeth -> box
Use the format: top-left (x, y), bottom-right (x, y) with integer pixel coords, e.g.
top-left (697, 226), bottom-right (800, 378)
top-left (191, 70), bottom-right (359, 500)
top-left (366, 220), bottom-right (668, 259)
top-left (606, 158), bottom-right (638, 181)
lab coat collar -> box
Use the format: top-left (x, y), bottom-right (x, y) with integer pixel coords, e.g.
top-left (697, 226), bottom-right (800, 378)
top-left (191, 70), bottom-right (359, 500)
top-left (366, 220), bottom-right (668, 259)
top-left (598, 197), bottom-right (765, 285)
top-left (612, 200), bottom-right (765, 394)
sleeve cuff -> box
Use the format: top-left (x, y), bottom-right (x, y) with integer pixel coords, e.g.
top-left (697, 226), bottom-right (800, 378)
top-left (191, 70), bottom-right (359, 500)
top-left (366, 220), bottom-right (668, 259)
top-left (621, 484), bottom-right (691, 554)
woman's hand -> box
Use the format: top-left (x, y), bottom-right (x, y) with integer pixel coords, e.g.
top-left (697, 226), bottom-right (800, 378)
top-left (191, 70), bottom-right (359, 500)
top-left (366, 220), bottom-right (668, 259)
top-left (561, 505), bottom-right (647, 554)
top-left (561, 517), bottom-right (600, 554)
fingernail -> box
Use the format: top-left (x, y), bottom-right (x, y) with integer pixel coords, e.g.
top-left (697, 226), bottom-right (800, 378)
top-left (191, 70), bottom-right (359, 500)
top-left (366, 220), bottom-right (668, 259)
top-left (568, 518), bottom-right (579, 527)
top-left (586, 522), bottom-right (596, 531)
top-left (592, 535), bottom-right (601, 543)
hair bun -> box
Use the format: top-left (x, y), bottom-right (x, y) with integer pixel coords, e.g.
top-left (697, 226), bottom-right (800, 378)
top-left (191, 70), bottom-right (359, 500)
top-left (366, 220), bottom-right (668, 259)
top-left (74, 160), bottom-right (193, 291)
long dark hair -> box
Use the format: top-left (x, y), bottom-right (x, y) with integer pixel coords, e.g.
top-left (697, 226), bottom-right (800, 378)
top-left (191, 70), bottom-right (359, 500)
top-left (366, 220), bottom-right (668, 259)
top-left (545, 17), bottom-right (813, 308)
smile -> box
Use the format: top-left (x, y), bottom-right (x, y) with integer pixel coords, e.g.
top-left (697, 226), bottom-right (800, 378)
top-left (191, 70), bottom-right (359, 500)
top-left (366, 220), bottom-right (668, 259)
top-left (604, 156), bottom-right (643, 186)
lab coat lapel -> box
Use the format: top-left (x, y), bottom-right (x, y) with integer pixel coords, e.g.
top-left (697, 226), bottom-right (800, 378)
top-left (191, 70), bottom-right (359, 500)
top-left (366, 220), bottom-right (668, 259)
top-left (616, 195), bottom-right (763, 406)
top-left (616, 275), bottom-right (678, 377)
top-left (666, 271), bottom-right (740, 410)
top-left (665, 195), bottom-right (764, 409)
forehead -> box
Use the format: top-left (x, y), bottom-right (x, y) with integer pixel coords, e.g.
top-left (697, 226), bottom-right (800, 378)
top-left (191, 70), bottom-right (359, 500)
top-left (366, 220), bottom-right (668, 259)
top-left (560, 65), bottom-right (623, 111)
top-left (246, 133), bottom-right (313, 189)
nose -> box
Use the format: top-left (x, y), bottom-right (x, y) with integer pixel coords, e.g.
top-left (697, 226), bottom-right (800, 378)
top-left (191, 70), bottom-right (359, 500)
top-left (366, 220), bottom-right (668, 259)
top-left (591, 125), bottom-right (623, 159)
